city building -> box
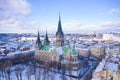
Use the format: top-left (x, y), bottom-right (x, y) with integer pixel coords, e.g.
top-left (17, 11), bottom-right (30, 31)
top-left (92, 54), bottom-right (120, 80)
top-left (76, 48), bottom-right (90, 58)
top-left (35, 15), bottom-right (80, 70)
top-left (103, 33), bottom-right (120, 41)
top-left (107, 46), bottom-right (120, 55)
top-left (90, 44), bottom-right (105, 58)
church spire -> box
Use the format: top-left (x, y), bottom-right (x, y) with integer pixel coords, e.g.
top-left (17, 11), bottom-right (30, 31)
top-left (59, 12), bottom-right (61, 23)
top-left (44, 28), bottom-right (50, 45)
top-left (36, 29), bottom-right (42, 50)
top-left (56, 13), bottom-right (64, 37)
top-left (56, 13), bottom-right (64, 46)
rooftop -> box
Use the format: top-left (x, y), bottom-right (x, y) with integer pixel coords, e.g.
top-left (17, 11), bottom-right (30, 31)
top-left (94, 54), bottom-right (120, 73)
top-left (40, 45), bottom-right (77, 56)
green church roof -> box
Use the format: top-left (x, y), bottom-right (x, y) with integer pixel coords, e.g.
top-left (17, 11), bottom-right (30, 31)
top-left (71, 44), bottom-right (77, 55)
top-left (40, 45), bottom-right (77, 56)
top-left (41, 45), bottom-right (54, 52)
top-left (72, 48), bottom-right (77, 55)
top-left (62, 46), bottom-right (70, 54)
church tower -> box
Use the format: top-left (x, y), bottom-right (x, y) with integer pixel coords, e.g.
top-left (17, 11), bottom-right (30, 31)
top-left (56, 14), bottom-right (64, 46)
top-left (44, 29), bottom-right (50, 45)
top-left (36, 30), bottom-right (42, 50)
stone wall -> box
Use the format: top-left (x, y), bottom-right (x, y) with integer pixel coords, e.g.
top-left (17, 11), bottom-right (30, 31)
top-left (90, 46), bottom-right (105, 57)
top-left (77, 49), bottom-right (90, 57)
top-left (92, 69), bottom-right (120, 80)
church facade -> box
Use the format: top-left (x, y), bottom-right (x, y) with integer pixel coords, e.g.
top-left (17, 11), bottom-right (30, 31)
top-left (35, 15), bottom-right (79, 70)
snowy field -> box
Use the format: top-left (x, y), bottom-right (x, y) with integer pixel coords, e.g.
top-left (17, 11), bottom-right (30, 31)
top-left (0, 61), bottom-right (80, 80)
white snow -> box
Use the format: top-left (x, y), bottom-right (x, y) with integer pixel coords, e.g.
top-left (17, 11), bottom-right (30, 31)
top-left (55, 47), bottom-right (63, 55)
top-left (106, 62), bottom-right (119, 72)
top-left (92, 77), bottom-right (104, 80)
top-left (94, 54), bottom-right (120, 74)
top-left (94, 59), bottom-right (106, 72)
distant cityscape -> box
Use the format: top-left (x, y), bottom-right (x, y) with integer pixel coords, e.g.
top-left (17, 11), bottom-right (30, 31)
top-left (0, 0), bottom-right (120, 80)
top-left (0, 16), bottom-right (120, 80)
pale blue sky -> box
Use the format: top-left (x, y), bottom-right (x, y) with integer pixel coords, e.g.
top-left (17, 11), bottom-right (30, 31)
top-left (0, 0), bottom-right (120, 33)
top-left (29, 0), bottom-right (120, 24)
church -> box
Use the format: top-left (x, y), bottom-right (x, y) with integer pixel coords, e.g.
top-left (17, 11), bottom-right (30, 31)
top-left (35, 15), bottom-right (79, 70)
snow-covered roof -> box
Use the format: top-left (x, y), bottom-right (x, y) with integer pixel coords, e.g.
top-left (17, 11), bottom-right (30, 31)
top-left (108, 46), bottom-right (119, 50)
top-left (94, 59), bottom-right (106, 72)
top-left (106, 62), bottom-right (119, 72)
top-left (55, 47), bottom-right (63, 55)
top-left (92, 43), bottom-right (105, 48)
top-left (94, 54), bottom-right (120, 74)
top-left (105, 54), bottom-right (120, 72)
top-left (21, 37), bottom-right (36, 41)
top-left (41, 45), bottom-right (55, 52)
top-left (76, 48), bottom-right (89, 50)
top-left (92, 78), bottom-right (103, 80)
top-left (40, 45), bottom-right (77, 56)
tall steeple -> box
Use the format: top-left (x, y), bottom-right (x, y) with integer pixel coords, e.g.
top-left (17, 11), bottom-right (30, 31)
top-left (44, 28), bottom-right (50, 45)
top-left (56, 13), bottom-right (64, 46)
top-left (36, 30), bottom-right (42, 50)
top-left (56, 13), bottom-right (64, 37)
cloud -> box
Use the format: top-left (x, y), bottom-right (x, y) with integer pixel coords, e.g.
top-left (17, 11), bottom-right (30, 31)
top-left (0, 16), bottom-right (41, 33)
top-left (24, 21), bottom-right (41, 32)
top-left (63, 21), bottom-right (120, 33)
top-left (108, 8), bottom-right (120, 14)
top-left (0, 0), bottom-right (36, 33)
top-left (0, 0), bottom-right (119, 33)
top-left (63, 21), bottom-right (82, 29)
top-left (99, 8), bottom-right (120, 16)
top-left (0, 0), bottom-right (31, 16)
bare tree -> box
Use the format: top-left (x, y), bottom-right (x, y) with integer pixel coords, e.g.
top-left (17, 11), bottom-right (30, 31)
top-left (14, 65), bottom-right (24, 80)
top-left (26, 66), bottom-right (33, 80)
top-left (61, 69), bottom-right (67, 80)
top-left (6, 67), bottom-right (11, 80)
top-left (83, 60), bottom-right (89, 71)
top-left (0, 68), bottom-right (5, 79)
top-left (48, 70), bottom-right (55, 80)
top-left (32, 60), bottom-right (37, 80)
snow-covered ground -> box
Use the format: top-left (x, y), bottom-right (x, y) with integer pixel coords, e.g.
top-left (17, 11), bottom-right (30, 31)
top-left (0, 61), bottom-right (79, 80)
